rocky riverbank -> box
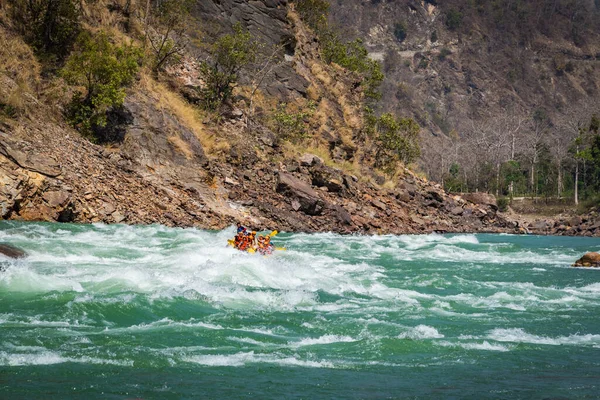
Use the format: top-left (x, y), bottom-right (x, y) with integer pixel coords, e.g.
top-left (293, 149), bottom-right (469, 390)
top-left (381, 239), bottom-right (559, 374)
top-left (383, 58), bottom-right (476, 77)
top-left (0, 116), bottom-right (519, 234)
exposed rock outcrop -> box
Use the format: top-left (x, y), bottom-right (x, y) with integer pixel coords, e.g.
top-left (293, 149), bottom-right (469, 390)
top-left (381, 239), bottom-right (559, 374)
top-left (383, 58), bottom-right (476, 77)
top-left (573, 252), bottom-right (600, 267)
top-left (0, 243), bottom-right (26, 259)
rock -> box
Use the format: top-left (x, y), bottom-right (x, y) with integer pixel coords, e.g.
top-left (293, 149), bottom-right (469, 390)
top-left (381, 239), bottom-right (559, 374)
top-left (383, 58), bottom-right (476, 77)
top-left (311, 165), bottom-right (344, 193)
top-left (371, 199), bottom-right (387, 211)
top-left (531, 220), bottom-right (549, 231)
top-left (112, 211), bottom-right (126, 223)
top-left (42, 191), bottom-right (70, 208)
top-left (398, 181), bottom-right (417, 196)
top-left (333, 205), bottom-right (353, 226)
top-left (568, 216), bottom-right (582, 226)
top-left (99, 202), bottom-right (116, 216)
top-left (427, 190), bottom-right (444, 203)
top-left (276, 172), bottom-right (325, 215)
top-left (0, 243), bottom-right (27, 259)
top-left (451, 206), bottom-right (464, 216)
top-left (259, 130), bottom-right (277, 147)
top-left (460, 192), bottom-right (498, 211)
top-left (396, 189), bottom-right (411, 203)
top-left (573, 252), bottom-right (600, 267)
top-left (0, 136), bottom-right (62, 177)
top-left (291, 199), bottom-right (301, 211)
top-left (225, 177), bottom-right (240, 186)
top-left (299, 153), bottom-right (323, 167)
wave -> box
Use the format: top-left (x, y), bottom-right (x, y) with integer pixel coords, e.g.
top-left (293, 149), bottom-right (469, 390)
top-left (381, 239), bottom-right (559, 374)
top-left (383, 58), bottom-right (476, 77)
top-left (0, 350), bottom-right (133, 367)
top-left (487, 328), bottom-right (600, 346)
top-left (182, 351), bottom-right (335, 368)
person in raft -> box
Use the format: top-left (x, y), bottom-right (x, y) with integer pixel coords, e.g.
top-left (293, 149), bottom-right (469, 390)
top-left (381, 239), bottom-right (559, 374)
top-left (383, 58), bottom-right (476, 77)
top-left (233, 224), bottom-right (258, 252)
top-left (257, 235), bottom-right (274, 255)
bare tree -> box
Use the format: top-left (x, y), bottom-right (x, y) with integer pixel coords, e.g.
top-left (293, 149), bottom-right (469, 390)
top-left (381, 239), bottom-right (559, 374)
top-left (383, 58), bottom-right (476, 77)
top-left (146, 0), bottom-right (192, 73)
top-left (523, 109), bottom-right (550, 197)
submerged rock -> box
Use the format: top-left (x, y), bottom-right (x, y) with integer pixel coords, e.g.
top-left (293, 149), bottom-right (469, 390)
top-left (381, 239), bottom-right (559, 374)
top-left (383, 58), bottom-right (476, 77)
top-left (0, 243), bottom-right (27, 259)
top-left (573, 252), bottom-right (600, 267)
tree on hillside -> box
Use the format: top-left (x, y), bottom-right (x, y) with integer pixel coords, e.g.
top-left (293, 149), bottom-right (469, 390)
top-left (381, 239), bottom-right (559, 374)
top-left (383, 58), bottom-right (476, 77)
top-left (9, 0), bottom-right (80, 60)
top-left (524, 109), bottom-right (550, 197)
top-left (294, 0), bottom-right (330, 32)
top-left (374, 113), bottom-right (421, 173)
top-left (62, 31), bottom-right (142, 140)
top-left (146, 0), bottom-right (193, 73)
top-left (198, 23), bottom-right (258, 110)
top-left (563, 103), bottom-right (597, 204)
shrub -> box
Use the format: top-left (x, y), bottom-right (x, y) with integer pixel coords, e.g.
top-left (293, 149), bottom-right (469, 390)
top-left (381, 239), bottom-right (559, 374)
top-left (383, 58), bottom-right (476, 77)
top-left (147, 0), bottom-right (193, 73)
top-left (446, 9), bottom-right (463, 31)
top-left (62, 31), bottom-right (142, 139)
top-left (374, 113), bottom-right (421, 172)
top-left (9, 0), bottom-right (80, 60)
top-left (393, 22), bottom-right (407, 42)
top-left (321, 33), bottom-right (384, 101)
top-left (497, 197), bottom-right (509, 212)
top-left (271, 102), bottom-right (316, 143)
top-left (438, 47), bottom-right (452, 61)
top-left (199, 23), bottom-right (258, 110)
top-left (295, 1), bottom-right (384, 102)
top-left (295, 0), bottom-right (330, 32)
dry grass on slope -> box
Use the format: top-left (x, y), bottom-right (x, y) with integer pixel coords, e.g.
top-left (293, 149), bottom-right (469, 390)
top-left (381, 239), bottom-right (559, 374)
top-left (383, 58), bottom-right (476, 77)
top-left (0, 27), bottom-right (41, 117)
top-left (137, 73), bottom-right (216, 154)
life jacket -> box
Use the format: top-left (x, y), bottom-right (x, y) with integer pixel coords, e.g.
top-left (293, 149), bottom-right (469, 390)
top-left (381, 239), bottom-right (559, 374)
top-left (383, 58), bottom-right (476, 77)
top-left (238, 234), bottom-right (251, 251)
top-left (258, 236), bottom-right (273, 255)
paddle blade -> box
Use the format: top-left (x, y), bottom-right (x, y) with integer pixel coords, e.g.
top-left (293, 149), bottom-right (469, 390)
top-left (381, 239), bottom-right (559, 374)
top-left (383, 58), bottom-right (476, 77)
top-left (275, 247), bottom-right (286, 251)
top-left (268, 230), bottom-right (278, 237)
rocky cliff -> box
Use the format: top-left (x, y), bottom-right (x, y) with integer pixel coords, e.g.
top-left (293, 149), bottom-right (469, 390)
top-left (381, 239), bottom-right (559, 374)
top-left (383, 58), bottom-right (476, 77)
top-left (0, 0), bottom-right (596, 236)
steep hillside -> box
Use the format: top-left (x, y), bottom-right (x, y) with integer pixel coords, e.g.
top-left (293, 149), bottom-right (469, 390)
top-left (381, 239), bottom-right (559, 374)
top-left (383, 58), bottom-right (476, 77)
top-left (1, 0), bottom-right (599, 236)
top-left (328, 0), bottom-right (600, 195)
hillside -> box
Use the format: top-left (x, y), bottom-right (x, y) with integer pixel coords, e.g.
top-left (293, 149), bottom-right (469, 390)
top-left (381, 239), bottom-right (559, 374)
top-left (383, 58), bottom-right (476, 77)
top-left (0, 0), bottom-right (599, 236)
top-left (328, 0), bottom-right (600, 199)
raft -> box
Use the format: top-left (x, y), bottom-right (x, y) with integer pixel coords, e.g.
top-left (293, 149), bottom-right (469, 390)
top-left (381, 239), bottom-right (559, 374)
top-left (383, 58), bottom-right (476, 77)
top-left (227, 230), bottom-right (285, 254)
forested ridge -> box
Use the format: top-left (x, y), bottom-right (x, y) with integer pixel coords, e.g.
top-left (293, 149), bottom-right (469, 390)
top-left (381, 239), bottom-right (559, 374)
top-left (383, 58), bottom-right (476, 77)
top-left (328, 0), bottom-right (600, 208)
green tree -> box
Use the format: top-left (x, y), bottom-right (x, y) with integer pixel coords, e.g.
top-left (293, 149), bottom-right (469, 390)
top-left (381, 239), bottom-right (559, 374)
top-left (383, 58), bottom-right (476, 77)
top-left (446, 9), bottom-right (463, 31)
top-left (375, 113), bottom-right (421, 172)
top-left (199, 23), bottom-right (258, 110)
top-left (62, 31), bottom-right (142, 139)
top-left (295, 0), bottom-right (330, 32)
top-left (9, 0), bottom-right (80, 60)
top-left (147, 0), bottom-right (193, 73)
top-left (444, 163), bottom-right (465, 193)
top-left (321, 35), bottom-right (384, 101)
top-left (271, 102), bottom-right (316, 143)
top-left (393, 22), bottom-right (407, 42)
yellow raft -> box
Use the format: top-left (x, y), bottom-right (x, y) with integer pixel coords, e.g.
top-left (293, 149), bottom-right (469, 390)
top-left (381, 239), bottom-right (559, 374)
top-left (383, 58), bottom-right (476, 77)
top-left (227, 230), bottom-right (285, 254)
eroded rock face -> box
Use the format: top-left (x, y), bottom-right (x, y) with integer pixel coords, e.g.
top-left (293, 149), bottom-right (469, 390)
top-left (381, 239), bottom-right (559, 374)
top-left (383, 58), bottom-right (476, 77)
top-left (191, 0), bottom-right (308, 100)
top-left (573, 252), bottom-right (600, 267)
top-left (460, 193), bottom-right (498, 211)
top-left (276, 172), bottom-right (325, 215)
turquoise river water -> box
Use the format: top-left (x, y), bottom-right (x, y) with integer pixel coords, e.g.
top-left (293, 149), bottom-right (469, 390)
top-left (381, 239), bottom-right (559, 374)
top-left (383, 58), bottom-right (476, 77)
top-left (1, 221), bottom-right (600, 399)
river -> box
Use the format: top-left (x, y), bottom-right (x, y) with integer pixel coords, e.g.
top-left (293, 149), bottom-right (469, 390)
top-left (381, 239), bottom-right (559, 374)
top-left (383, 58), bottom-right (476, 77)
top-left (1, 221), bottom-right (599, 399)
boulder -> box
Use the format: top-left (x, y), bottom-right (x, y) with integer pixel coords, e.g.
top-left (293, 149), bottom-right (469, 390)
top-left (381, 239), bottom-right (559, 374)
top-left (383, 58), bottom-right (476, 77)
top-left (299, 153), bottom-right (323, 167)
top-left (573, 252), bottom-right (600, 267)
top-left (276, 172), bottom-right (325, 215)
top-left (311, 165), bottom-right (344, 193)
top-left (460, 192), bottom-right (498, 211)
top-left (0, 243), bottom-right (27, 259)
top-left (450, 206), bottom-right (464, 216)
top-left (43, 191), bottom-right (70, 208)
